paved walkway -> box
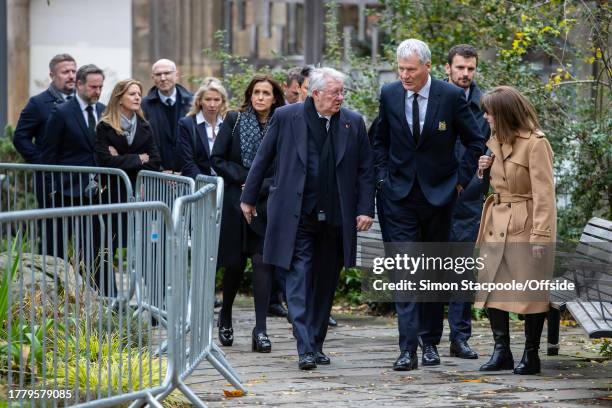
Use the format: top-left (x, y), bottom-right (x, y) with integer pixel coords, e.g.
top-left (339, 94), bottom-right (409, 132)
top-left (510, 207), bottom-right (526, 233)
top-left (186, 297), bottom-right (611, 407)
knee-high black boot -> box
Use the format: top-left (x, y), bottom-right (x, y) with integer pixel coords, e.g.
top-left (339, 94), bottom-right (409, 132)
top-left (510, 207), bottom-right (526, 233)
top-left (514, 312), bottom-right (546, 375)
top-left (479, 308), bottom-right (514, 371)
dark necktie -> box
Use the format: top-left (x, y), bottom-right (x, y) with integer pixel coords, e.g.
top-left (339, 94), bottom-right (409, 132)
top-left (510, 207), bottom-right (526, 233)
top-left (319, 117), bottom-right (329, 133)
top-left (166, 98), bottom-right (174, 107)
top-left (412, 93), bottom-right (420, 144)
top-left (65, 94), bottom-right (73, 101)
top-left (85, 105), bottom-right (96, 142)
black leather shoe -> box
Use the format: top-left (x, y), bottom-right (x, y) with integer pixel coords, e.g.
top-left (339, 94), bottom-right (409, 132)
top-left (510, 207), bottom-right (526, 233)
top-left (267, 303), bottom-right (288, 318)
top-left (218, 326), bottom-right (233, 347)
top-left (450, 339), bottom-right (478, 359)
top-left (422, 345), bottom-right (440, 366)
top-left (252, 331), bottom-right (272, 353)
top-left (298, 352), bottom-right (317, 370)
top-left (328, 315), bottom-right (338, 327)
top-left (393, 350), bottom-right (418, 371)
top-left (315, 351), bottom-right (330, 365)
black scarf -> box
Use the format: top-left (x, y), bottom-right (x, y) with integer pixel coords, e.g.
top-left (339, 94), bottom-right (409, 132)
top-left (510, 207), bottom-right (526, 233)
top-left (304, 97), bottom-right (341, 226)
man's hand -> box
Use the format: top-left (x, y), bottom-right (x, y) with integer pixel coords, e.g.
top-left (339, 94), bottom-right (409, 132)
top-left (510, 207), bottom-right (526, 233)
top-left (241, 202), bottom-right (257, 224)
top-left (139, 153), bottom-right (150, 164)
top-left (455, 184), bottom-right (464, 195)
top-left (356, 215), bottom-right (373, 232)
top-left (108, 146), bottom-right (119, 156)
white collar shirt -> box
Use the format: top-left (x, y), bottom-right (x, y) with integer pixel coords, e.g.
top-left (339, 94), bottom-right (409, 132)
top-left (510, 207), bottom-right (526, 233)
top-left (405, 75), bottom-right (431, 134)
top-left (158, 88), bottom-right (177, 106)
top-left (75, 93), bottom-right (98, 126)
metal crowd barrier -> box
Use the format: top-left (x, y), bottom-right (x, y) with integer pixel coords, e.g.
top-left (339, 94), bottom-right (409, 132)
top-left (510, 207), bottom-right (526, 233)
top-left (135, 170), bottom-right (194, 209)
top-left (0, 201), bottom-right (174, 407)
top-left (1, 167), bottom-right (244, 406)
top-left (0, 163), bottom-right (134, 212)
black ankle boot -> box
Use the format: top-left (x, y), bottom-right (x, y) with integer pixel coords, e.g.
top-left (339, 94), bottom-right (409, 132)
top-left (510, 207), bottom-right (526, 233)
top-left (514, 312), bottom-right (546, 375)
top-left (480, 308), bottom-right (514, 371)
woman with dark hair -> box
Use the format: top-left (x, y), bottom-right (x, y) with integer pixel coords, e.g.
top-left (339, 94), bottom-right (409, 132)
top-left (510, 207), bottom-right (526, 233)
top-left (476, 85), bottom-right (556, 375)
top-left (178, 77), bottom-right (229, 179)
top-left (211, 74), bottom-right (285, 352)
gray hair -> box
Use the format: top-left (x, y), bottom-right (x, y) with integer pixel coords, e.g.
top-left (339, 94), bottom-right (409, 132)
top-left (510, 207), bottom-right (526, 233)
top-left (396, 39), bottom-right (431, 64)
top-left (308, 67), bottom-right (346, 96)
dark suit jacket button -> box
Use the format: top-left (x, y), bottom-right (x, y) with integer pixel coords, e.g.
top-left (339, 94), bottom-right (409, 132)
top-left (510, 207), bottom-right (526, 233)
top-left (507, 203), bottom-right (511, 208)
top-left (489, 231), bottom-right (493, 236)
top-left (503, 177), bottom-right (506, 181)
top-left (500, 232), bottom-right (505, 237)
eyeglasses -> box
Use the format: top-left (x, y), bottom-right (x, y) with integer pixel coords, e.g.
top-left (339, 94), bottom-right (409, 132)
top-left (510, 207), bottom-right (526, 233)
top-left (320, 89), bottom-right (345, 98)
top-left (153, 71), bottom-right (176, 78)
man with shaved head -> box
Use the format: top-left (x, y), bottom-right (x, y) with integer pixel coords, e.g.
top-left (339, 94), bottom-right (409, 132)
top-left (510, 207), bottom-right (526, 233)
top-left (142, 58), bottom-right (193, 172)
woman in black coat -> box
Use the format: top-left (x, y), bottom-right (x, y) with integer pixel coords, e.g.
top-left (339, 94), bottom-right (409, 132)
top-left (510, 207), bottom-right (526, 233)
top-left (95, 79), bottom-right (161, 191)
top-left (94, 79), bottom-right (161, 295)
top-left (211, 74), bottom-right (285, 352)
top-left (95, 79), bottom-right (161, 241)
top-left (178, 77), bottom-right (228, 179)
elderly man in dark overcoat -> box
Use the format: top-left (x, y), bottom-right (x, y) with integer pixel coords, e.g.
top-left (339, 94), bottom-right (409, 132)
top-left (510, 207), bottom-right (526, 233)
top-left (241, 67), bottom-right (375, 370)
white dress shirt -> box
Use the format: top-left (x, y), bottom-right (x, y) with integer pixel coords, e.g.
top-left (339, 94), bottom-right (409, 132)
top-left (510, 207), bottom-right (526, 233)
top-left (75, 93), bottom-right (98, 126)
top-left (158, 88), bottom-right (177, 106)
top-left (195, 111), bottom-right (223, 153)
top-left (405, 75), bottom-right (432, 134)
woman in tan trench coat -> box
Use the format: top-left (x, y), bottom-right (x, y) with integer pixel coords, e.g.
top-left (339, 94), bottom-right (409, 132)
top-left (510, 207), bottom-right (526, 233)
top-left (476, 86), bottom-right (556, 375)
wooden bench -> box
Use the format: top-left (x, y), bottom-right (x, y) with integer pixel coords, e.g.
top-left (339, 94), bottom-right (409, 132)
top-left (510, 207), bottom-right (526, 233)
top-left (547, 217), bottom-right (612, 355)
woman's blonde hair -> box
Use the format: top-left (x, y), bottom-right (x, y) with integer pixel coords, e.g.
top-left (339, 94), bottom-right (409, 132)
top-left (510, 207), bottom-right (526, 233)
top-left (480, 85), bottom-right (541, 144)
top-left (187, 77), bottom-right (229, 118)
top-left (99, 79), bottom-right (145, 134)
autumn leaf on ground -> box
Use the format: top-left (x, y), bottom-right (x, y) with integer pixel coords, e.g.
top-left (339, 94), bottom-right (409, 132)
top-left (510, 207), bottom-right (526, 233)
top-left (223, 389), bottom-right (245, 397)
top-left (461, 379), bottom-right (484, 383)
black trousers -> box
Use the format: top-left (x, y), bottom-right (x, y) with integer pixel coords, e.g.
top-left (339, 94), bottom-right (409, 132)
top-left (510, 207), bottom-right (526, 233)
top-left (382, 183), bottom-right (455, 351)
top-left (283, 214), bottom-right (343, 355)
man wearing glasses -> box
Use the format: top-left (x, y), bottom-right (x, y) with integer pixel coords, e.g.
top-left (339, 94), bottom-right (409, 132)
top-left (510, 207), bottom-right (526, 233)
top-left (142, 59), bottom-right (193, 173)
top-left (241, 67), bottom-right (375, 370)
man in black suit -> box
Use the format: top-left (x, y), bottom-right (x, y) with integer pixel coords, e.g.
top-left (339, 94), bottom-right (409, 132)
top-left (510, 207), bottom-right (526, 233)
top-left (13, 54), bottom-right (76, 211)
top-left (142, 58), bottom-right (193, 173)
top-left (41, 64), bottom-right (105, 194)
top-left (241, 67), bottom-right (375, 370)
top-left (40, 64), bottom-right (113, 295)
top-left (372, 39), bottom-right (484, 371)
top-left (445, 44), bottom-right (491, 361)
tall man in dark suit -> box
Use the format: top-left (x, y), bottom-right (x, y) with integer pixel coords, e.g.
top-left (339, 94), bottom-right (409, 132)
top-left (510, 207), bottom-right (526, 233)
top-left (13, 53), bottom-right (77, 215)
top-left (41, 64), bottom-right (105, 187)
top-left (445, 44), bottom-right (491, 360)
top-left (40, 64), bottom-right (112, 295)
top-left (142, 58), bottom-right (193, 173)
top-left (241, 67), bottom-right (375, 370)
top-left (372, 39), bottom-right (484, 371)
